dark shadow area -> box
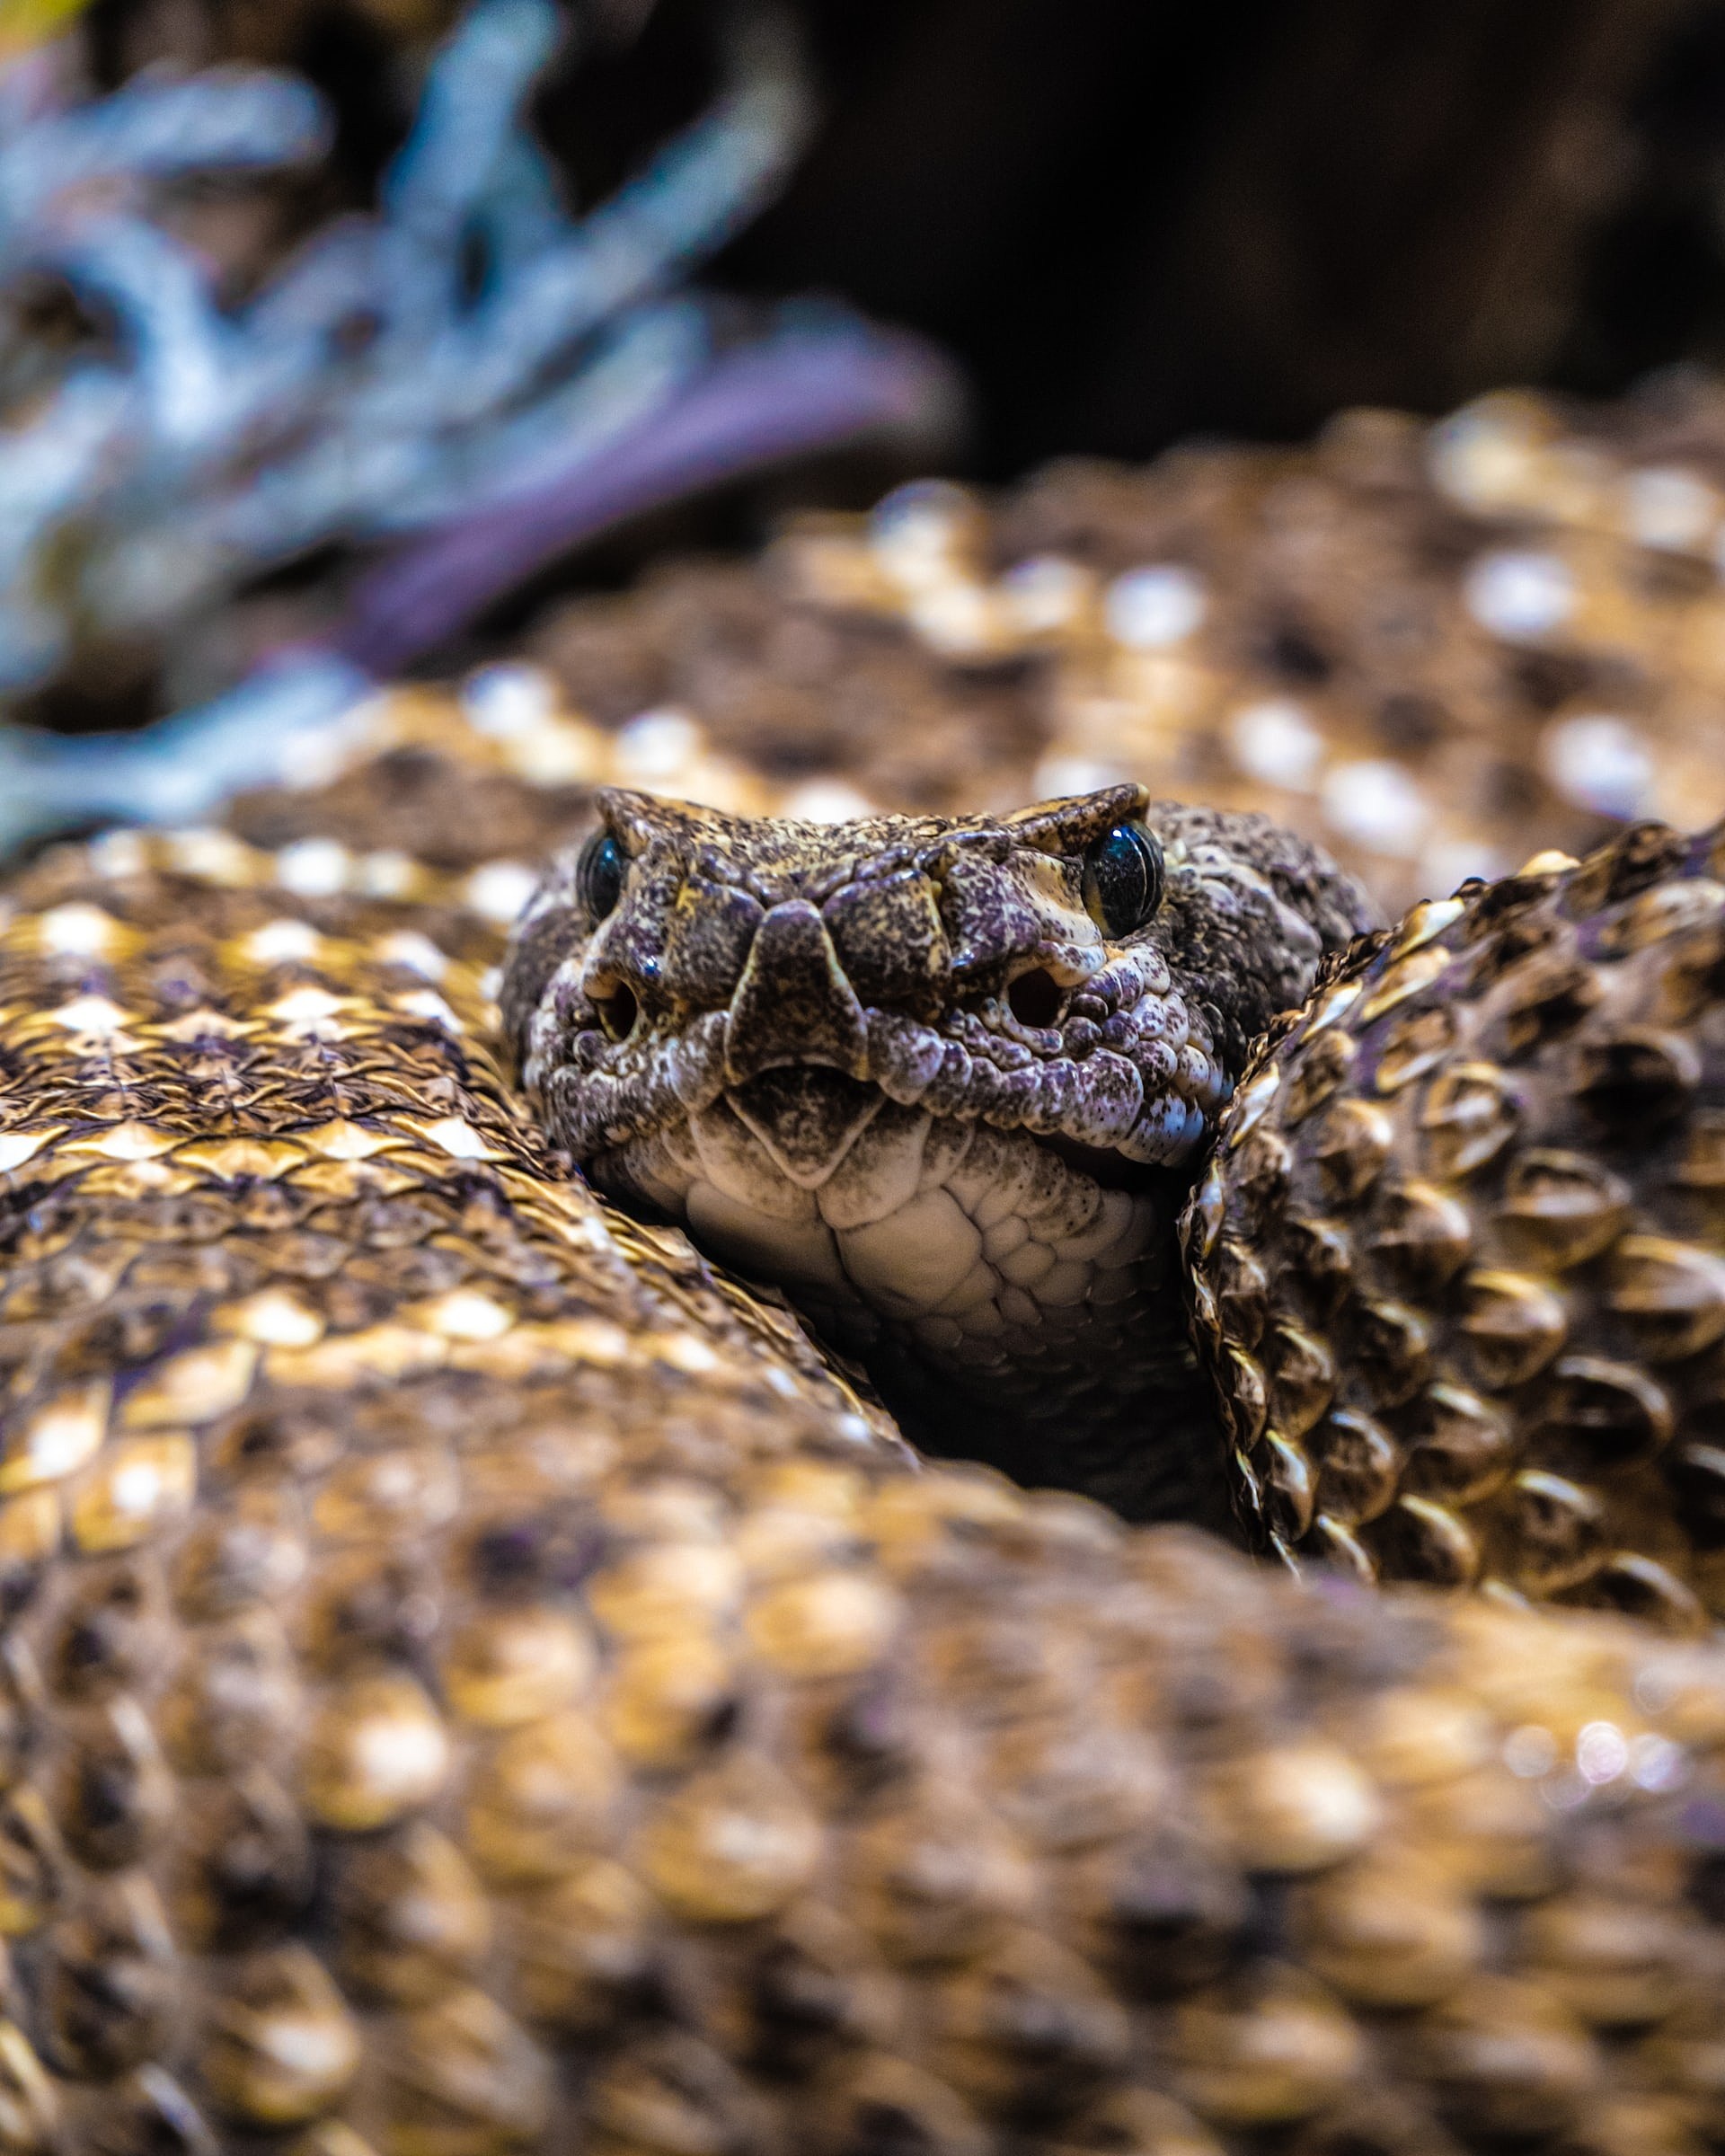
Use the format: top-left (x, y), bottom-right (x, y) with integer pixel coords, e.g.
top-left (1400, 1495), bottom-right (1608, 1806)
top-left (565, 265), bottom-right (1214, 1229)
top-left (540, 0), bottom-right (1725, 473)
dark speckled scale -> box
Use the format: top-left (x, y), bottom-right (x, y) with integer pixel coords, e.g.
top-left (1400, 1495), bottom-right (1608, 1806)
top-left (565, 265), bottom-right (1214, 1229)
top-left (1193, 820), bottom-right (1725, 1630)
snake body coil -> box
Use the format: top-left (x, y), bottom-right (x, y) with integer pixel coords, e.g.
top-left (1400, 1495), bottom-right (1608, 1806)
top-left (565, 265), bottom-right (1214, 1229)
top-left (0, 707), bottom-right (1713, 2155)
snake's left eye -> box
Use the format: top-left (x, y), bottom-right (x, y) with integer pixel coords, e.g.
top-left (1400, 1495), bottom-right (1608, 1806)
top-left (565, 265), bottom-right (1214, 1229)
top-left (1082, 821), bottom-right (1163, 937)
top-left (578, 830), bottom-right (626, 921)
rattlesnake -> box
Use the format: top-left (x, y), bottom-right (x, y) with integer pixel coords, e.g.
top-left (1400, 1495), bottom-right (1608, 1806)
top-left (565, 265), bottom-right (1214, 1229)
top-left (0, 680), bottom-right (1719, 2152)
top-left (0, 694), bottom-right (1716, 2156)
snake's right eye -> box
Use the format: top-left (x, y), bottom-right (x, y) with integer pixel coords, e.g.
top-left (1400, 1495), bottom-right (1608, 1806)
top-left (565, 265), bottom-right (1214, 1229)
top-left (1082, 819), bottom-right (1163, 939)
top-left (578, 831), bottom-right (625, 921)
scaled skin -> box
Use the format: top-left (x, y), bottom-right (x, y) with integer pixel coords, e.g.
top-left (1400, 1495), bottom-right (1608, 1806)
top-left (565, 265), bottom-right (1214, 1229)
top-left (505, 783), bottom-right (1375, 1521)
top-left (0, 817), bottom-right (1719, 2155)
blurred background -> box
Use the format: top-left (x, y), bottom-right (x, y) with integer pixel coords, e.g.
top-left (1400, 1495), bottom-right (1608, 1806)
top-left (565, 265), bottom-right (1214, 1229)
top-left (8, 0), bottom-right (1725, 904)
top-left (70, 0), bottom-right (1725, 456)
top-left (65, 0), bottom-right (1725, 472)
top-left (716, 0), bottom-right (1725, 467)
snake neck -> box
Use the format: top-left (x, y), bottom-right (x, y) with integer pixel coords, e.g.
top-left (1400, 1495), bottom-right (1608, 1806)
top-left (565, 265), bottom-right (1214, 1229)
top-left (506, 785), bottom-right (1376, 1521)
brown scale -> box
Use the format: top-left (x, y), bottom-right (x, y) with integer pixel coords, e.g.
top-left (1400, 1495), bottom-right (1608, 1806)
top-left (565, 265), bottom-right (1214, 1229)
top-left (0, 755), bottom-right (1716, 2150)
top-left (1192, 814), bottom-right (1725, 1631)
top-left (205, 376), bottom-right (1725, 924)
top-left (511, 379), bottom-right (1725, 915)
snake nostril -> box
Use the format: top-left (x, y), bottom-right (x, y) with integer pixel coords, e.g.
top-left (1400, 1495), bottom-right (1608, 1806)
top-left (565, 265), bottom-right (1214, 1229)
top-left (1007, 968), bottom-right (1063, 1029)
top-left (594, 985), bottom-right (639, 1043)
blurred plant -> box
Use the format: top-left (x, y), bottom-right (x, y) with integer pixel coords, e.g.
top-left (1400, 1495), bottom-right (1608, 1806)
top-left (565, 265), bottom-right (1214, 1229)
top-left (0, 0), bottom-right (816, 702)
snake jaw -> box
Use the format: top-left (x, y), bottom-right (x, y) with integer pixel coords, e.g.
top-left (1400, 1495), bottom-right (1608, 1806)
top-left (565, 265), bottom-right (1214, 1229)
top-left (505, 787), bottom-right (1376, 1500)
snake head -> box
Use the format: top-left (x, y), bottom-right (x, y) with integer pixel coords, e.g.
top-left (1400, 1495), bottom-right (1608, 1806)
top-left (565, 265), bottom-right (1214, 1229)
top-left (503, 783), bottom-right (1374, 1505)
top-left (507, 782), bottom-right (1373, 1172)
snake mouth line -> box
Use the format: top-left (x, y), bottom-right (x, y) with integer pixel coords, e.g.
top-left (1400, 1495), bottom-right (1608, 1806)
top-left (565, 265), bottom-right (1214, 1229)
top-left (712, 1061), bottom-right (1173, 1205)
top-left (724, 1065), bottom-right (1172, 1188)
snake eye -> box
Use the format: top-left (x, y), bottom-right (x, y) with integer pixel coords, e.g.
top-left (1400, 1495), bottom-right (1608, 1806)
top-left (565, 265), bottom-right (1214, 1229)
top-left (1082, 820), bottom-right (1163, 937)
top-left (578, 830), bottom-right (625, 922)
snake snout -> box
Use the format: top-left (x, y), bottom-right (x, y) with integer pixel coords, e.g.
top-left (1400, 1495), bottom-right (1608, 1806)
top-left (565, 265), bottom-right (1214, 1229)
top-left (723, 900), bottom-right (869, 1086)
